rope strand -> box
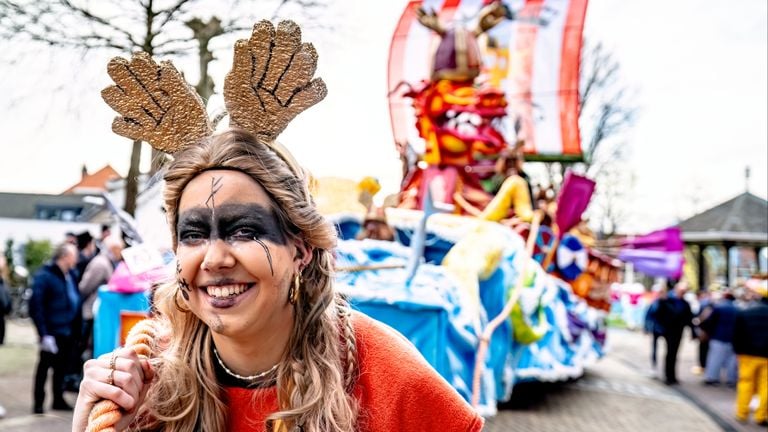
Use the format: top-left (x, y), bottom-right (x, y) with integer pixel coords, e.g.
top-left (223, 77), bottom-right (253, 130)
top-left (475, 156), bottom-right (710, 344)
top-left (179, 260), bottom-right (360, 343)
top-left (85, 319), bottom-right (159, 432)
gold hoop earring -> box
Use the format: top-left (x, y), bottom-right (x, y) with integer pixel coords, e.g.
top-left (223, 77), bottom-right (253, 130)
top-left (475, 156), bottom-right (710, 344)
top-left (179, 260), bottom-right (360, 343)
top-left (290, 271), bottom-right (302, 305)
top-left (174, 287), bottom-right (190, 312)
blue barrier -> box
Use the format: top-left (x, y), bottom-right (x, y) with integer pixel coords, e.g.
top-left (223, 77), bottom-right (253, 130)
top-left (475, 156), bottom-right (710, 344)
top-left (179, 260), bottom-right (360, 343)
top-left (93, 286), bottom-right (150, 358)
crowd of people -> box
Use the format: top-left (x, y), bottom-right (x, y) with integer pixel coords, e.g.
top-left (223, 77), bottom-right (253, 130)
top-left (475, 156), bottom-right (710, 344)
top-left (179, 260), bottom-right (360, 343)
top-left (27, 227), bottom-right (124, 414)
top-left (644, 278), bottom-right (768, 426)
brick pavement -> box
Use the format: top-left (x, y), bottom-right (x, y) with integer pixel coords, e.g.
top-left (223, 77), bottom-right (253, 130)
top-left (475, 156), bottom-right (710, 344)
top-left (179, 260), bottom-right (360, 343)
top-left (484, 330), bottom-right (720, 432)
top-left (607, 328), bottom-right (765, 432)
top-left (0, 318), bottom-right (77, 432)
top-left (1, 318), bottom-right (762, 431)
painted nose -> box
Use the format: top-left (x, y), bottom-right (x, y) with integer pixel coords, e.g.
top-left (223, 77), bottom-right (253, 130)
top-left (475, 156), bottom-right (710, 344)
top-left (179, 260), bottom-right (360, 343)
top-left (201, 239), bottom-right (236, 272)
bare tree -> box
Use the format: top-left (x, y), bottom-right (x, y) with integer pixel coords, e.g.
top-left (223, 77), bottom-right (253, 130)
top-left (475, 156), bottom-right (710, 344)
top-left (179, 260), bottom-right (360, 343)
top-left (0, 0), bottom-right (330, 215)
top-left (579, 40), bottom-right (637, 176)
top-left (577, 40), bottom-right (638, 236)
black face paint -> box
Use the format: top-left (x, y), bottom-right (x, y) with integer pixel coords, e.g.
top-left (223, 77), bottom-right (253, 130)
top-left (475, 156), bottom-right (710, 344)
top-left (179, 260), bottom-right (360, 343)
top-left (205, 176), bottom-right (224, 224)
top-left (177, 203), bottom-right (286, 274)
top-left (176, 260), bottom-right (190, 299)
top-left (177, 203), bottom-right (287, 245)
top-left (254, 239), bottom-right (274, 276)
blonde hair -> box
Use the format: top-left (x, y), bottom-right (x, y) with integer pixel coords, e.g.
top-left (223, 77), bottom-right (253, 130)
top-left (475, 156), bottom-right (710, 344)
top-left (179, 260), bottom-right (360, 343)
top-left (135, 130), bottom-right (358, 432)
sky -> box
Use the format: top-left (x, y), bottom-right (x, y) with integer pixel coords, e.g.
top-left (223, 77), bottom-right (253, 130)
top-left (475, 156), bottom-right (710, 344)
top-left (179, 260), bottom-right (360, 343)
top-left (0, 0), bottom-right (765, 234)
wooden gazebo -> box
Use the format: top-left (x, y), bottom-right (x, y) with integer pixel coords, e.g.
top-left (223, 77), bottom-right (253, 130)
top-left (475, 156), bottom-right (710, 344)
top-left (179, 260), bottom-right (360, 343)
top-left (678, 192), bottom-right (768, 290)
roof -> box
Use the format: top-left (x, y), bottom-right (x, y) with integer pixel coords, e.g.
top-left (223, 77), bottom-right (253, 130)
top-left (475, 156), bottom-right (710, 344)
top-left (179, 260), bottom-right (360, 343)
top-left (678, 192), bottom-right (768, 245)
top-left (0, 192), bottom-right (108, 222)
top-left (62, 165), bottom-right (121, 194)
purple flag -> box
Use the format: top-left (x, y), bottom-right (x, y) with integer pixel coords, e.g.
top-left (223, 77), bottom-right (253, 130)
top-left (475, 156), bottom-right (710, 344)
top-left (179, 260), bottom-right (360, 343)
top-left (555, 171), bottom-right (596, 237)
top-left (620, 227), bottom-right (683, 252)
top-left (618, 249), bottom-right (684, 278)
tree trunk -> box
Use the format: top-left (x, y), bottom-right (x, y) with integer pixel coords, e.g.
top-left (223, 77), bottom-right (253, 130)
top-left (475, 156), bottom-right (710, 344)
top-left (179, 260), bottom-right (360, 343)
top-left (150, 149), bottom-right (167, 174)
top-left (187, 17), bottom-right (224, 102)
top-left (124, 139), bottom-right (142, 216)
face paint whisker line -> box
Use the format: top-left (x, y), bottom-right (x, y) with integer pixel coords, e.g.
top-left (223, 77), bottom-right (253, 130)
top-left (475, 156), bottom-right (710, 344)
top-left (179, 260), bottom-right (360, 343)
top-left (255, 239), bottom-right (274, 276)
top-left (176, 260), bottom-right (191, 299)
top-left (205, 176), bottom-right (224, 224)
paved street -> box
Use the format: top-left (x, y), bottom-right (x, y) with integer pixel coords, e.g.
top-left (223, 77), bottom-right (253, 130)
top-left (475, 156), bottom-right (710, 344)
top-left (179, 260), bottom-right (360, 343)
top-left (0, 318), bottom-right (764, 431)
top-left (485, 327), bottom-right (763, 432)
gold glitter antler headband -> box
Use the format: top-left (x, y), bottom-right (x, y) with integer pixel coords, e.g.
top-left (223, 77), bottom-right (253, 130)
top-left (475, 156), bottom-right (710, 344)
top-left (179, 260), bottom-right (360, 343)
top-left (224, 20), bottom-right (327, 142)
top-left (101, 52), bottom-right (213, 153)
top-left (102, 20), bottom-right (326, 155)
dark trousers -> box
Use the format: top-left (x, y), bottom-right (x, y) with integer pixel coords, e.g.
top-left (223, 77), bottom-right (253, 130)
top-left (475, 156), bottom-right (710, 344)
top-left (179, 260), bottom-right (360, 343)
top-left (0, 315), bottom-right (5, 344)
top-left (651, 332), bottom-right (661, 367)
top-left (698, 338), bottom-right (710, 368)
top-left (663, 331), bottom-right (683, 383)
top-left (33, 334), bottom-right (73, 409)
top-left (80, 318), bottom-right (94, 360)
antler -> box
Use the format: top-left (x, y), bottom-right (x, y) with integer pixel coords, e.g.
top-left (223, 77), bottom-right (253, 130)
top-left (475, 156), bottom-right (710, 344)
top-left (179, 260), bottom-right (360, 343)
top-left (416, 8), bottom-right (446, 35)
top-left (101, 52), bottom-right (213, 153)
top-left (475, 1), bottom-right (508, 35)
top-left (224, 20), bottom-right (327, 142)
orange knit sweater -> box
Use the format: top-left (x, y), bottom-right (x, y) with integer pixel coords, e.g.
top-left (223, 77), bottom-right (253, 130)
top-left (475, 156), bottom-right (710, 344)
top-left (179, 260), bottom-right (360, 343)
top-left (225, 312), bottom-right (483, 431)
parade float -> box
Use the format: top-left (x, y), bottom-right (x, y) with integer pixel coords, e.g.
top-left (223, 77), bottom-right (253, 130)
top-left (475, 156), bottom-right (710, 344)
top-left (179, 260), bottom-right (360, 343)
top-left (322, 0), bottom-right (612, 416)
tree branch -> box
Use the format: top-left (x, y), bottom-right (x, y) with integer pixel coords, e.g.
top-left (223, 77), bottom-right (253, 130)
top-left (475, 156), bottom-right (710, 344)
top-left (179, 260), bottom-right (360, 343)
top-left (157, 0), bottom-right (193, 29)
top-left (57, 0), bottom-right (141, 47)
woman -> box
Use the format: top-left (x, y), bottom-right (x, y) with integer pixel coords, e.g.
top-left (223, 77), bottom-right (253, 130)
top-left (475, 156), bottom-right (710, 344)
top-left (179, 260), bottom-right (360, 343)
top-left (72, 21), bottom-right (483, 431)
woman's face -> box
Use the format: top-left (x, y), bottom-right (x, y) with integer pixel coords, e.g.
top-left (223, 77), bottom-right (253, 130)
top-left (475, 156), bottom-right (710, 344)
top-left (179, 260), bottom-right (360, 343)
top-left (175, 169), bottom-right (303, 339)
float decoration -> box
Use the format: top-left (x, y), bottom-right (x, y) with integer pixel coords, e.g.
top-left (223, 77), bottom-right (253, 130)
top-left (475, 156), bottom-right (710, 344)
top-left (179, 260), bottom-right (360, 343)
top-left (388, 0), bottom-right (589, 168)
top-left (394, 1), bottom-right (511, 214)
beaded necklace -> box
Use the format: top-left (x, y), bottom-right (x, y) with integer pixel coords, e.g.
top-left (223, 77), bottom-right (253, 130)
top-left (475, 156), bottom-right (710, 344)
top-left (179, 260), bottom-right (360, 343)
top-left (212, 346), bottom-right (279, 382)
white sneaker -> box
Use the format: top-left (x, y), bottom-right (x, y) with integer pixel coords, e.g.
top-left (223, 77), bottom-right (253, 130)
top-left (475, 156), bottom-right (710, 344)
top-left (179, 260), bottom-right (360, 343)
top-left (0, 404), bottom-right (7, 419)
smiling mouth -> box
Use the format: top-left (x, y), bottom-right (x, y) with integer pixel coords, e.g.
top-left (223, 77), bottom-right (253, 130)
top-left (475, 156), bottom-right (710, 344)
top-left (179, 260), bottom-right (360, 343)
top-left (202, 283), bottom-right (254, 299)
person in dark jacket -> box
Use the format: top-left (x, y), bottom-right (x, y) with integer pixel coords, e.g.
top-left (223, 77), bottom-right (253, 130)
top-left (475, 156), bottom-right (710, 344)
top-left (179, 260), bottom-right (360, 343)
top-left (732, 284), bottom-right (768, 426)
top-left (0, 255), bottom-right (12, 345)
top-left (692, 289), bottom-right (715, 374)
top-left (654, 280), bottom-right (695, 385)
top-left (644, 287), bottom-right (667, 371)
top-left (701, 292), bottom-right (738, 386)
top-left (74, 231), bottom-right (96, 285)
top-left (29, 242), bottom-right (80, 414)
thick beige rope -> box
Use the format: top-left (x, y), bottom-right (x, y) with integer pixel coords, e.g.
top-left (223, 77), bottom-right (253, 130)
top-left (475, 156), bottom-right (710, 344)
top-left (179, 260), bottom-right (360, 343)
top-left (85, 319), bottom-right (159, 432)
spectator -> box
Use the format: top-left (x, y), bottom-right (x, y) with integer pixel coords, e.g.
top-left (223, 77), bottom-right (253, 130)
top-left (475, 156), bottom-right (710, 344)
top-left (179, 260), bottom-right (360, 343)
top-left (653, 280), bottom-right (695, 385)
top-left (356, 208), bottom-right (395, 241)
top-left (78, 236), bottom-right (124, 360)
top-left (692, 289), bottom-right (716, 375)
top-left (100, 224), bottom-right (111, 242)
top-left (701, 291), bottom-right (738, 387)
top-left (0, 257), bottom-right (10, 419)
top-left (0, 256), bottom-right (11, 344)
top-left (65, 232), bottom-right (77, 246)
top-left (732, 282), bottom-right (768, 426)
top-left (29, 242), bottom-right (80, 414)
top-left (644, 286), bottom-right (666, 373)
top-left (74, 231), bottom-right (96, 285)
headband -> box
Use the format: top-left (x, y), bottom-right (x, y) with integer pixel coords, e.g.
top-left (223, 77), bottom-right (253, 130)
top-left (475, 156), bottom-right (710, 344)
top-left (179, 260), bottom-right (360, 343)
top-left (101, 19), bottom-right (326, 174)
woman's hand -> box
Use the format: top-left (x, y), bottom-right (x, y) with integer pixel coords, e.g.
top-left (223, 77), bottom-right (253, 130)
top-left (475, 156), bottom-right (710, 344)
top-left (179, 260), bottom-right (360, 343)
top-left (72, 347), bottom-right (154, 432)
